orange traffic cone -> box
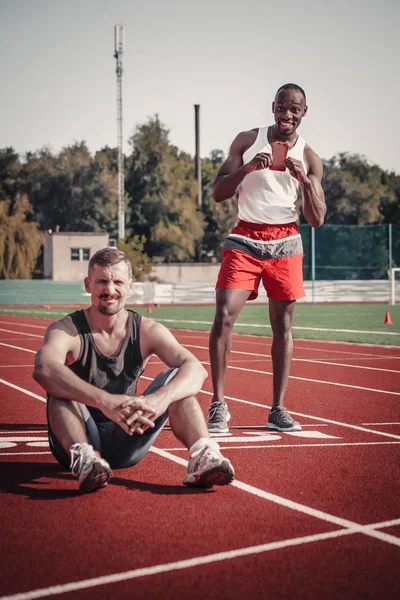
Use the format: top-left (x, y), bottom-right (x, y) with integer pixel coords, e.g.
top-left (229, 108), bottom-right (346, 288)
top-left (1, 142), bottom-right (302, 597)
top-left (384, 310), bottom-right (393, 325)
top-left (147, 305), bottom-right (152, 315)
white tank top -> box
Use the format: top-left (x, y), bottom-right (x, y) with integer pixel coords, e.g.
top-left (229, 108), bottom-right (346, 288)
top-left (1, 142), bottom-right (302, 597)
top-left (238, 126), bottom-right (307, 224)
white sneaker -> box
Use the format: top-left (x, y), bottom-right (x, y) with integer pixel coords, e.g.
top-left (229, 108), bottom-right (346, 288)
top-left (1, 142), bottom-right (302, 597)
top-left (70, 442), bottom-right (112, 493)
top-left (183, 440), bottom-right (235, 488)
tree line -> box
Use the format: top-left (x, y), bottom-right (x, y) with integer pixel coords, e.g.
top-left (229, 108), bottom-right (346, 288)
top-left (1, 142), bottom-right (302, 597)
top-left (1, 115), bottom-right (399, 279)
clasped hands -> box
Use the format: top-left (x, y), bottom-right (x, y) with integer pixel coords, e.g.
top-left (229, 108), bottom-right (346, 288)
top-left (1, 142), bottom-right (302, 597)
top-left (104, 394), bottom-right (158, 436)
top-left (249, 153), bottom-right (308, 185)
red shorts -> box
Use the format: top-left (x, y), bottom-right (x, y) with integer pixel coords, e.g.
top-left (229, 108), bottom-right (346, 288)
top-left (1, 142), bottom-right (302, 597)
top-left (216, 221), bottom-right (305, 301)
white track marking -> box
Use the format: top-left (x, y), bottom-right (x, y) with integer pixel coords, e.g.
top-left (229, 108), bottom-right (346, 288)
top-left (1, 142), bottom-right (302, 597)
top-left (0, 452), bottom-right (51, 456)
top-left (184, 344), bottom-right (400, 374)
top-left (0, 343), bottom-right (36, 354)
top-left (155, 318), bottom-right (400, 337)
top-left (203, 363), bottom-right (400, 397)
top-left (0, 328), bottom-right (43, 338)
top-left (151, 448), bottom-right (400, 546)
top-left (362, 422), bottom-right (400, 426)
top-left (0, 529), bottom-right (357, 600)
top-left (0, 379), bottom-right (46, 402)
top-left (8, 341), bottom-right (399, 400)
top-left (0, 365), bottom-right (34, 368)
top-left (0, 382), bottom-right (399, 599)
top-left (164, 441), bottom-right (400, 451)
top-left (0, 322), bottom-right (47, 330)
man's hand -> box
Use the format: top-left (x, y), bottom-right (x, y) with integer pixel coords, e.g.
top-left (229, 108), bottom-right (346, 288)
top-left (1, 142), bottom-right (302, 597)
top-left (247, 152), bottom-right (272, 172)
top-left (121, 394), bottom-right (169, 435)
top-left (285, 157), bottom-right (308, 186)
top-left (102, 394), bottom-right (156, 435)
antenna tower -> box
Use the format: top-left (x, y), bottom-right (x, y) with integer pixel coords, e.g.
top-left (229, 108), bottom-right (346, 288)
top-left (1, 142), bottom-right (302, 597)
top-left (114, 25), bottom-right (125, 240)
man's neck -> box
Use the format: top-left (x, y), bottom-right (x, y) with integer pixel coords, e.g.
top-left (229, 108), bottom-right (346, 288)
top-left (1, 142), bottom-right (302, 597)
top-left (268, 125), bottom-right (298, 146)
top-left (85, 307), bottom-right (128, 335)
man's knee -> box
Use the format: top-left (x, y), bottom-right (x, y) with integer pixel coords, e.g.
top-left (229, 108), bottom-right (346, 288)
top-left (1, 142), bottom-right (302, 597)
top-left (214, 303), bottom-right (238, 332)
top-left (142, 368), bottom-right (178, 396)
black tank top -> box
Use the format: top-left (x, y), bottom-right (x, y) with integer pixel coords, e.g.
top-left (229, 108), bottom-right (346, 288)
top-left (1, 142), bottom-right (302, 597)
top-left (68, 309), bottom-right (144, 422)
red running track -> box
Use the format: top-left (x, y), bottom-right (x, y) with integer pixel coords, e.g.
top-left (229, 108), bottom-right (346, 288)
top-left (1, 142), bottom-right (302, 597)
top-left (0, 315), bottom-right (400, 600)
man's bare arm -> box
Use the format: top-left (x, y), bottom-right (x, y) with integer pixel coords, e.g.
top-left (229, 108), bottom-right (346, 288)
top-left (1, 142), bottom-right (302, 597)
top-left (33, 319), bottom-right (155, 432)
top-left (139, 319), bottom-right (208, 410)
top-left (285, 147), bottom-right (326, 228)
top-left (301, 148), bottom-right (326, 228)
top-left (213, 130), bottom-right (271, 202)
top-left (33, 319), bottom-right (108, 406)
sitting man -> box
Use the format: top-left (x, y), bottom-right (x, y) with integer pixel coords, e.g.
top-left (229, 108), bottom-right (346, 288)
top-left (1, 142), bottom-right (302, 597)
top-left (33, 247), bottom-right (234, 493)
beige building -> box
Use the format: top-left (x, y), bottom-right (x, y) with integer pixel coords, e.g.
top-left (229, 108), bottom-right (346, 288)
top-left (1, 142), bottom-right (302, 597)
top-left (44, 232), bottom-right (112, 281)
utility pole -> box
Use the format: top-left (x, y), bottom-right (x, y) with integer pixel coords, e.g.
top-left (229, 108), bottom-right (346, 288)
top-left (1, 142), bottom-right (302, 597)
top-left (194, 104), bottom-right (202, 208)
top-left (114, 25), bottom-right (125, 240)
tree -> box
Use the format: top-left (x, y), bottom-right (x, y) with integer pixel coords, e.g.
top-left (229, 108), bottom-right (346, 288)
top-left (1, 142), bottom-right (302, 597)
top-left (125, 116), bottom-right (204, 262)
top-left (117, 237), bottom-right (153, 282)
top-left (321, 153), bottom-right (395, 225)
top-left (0, 194), bottom-right (43, 279)
top-left (200, 151), bottom-right (238, 261)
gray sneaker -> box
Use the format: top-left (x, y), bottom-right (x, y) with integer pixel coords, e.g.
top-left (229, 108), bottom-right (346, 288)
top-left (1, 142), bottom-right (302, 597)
top-left (207, 401), bottom-right (231, 433)
top-left (266, 407), bottom-right (302, 432)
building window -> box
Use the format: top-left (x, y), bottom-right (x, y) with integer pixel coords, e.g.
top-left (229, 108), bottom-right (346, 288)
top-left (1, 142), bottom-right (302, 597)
top-left (71, 248), bottom-right (91, 262)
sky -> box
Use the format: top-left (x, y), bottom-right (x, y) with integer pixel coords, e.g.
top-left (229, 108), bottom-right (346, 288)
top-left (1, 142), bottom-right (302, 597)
top-left (1, 0), bottom-right (399, 173)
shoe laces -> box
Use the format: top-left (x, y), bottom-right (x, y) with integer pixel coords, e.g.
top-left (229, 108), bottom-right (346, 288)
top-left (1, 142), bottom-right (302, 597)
top-left (209, 402), bottom-right (227, 420)
top-left (70, 443), bottom-right (96, 476)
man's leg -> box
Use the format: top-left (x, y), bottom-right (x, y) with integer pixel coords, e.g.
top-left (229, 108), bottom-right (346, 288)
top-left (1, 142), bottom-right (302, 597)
top-left (47, 396), bottom-right (112, 492)
top-left (208, 288), bottom-right (251, 432)
top-left (266, 298), bottom-right (301, 432)
top-left (112, 369), bottom-right (234, 488)
top-left (168, 396), bottom-right (235, 488)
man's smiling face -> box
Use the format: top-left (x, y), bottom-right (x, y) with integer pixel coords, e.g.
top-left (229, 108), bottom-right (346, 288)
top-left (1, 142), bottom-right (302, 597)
top-left (272, 88), bottom-right (308, 137)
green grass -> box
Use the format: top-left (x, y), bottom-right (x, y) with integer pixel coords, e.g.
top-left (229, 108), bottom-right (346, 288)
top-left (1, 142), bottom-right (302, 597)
top-left (1, 304), bottom-right (399, 346)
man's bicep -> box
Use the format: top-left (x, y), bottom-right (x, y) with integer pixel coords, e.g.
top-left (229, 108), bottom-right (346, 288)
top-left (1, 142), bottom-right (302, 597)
top-left (142, 321), bottom-right (196, 368)
top-left (36, 323), bottom-right (76, 366)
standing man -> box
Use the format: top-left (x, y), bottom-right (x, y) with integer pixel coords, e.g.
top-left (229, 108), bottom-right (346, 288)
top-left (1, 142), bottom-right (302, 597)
top-left (34, 247), bottom-right (234, 492)
top-left (208, 83), bottom-right (326, 434)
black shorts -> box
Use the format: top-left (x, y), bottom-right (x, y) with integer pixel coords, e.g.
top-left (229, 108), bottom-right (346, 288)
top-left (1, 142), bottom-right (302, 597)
top-left (47, 368), bottom-right (177, 470)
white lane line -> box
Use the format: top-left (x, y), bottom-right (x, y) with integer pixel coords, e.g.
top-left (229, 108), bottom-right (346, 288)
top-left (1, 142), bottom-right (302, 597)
top-left (177, 330), bottom-right (400, 355)
top-left (163, 441), bottom-right (400, 451)
top-left (0, 431), bottom-right (47, 435)
top-left (151, 447), bottom-right (400, 547)
top-left (0, 381), bottom-right (399, 600)
top-left (207, 363), bottom-right (400, 397)
top-left (0, 343), bottom-right (36, 353)
top-left (0, 529), bottom-right (355, 600)
top-left (0, 452), bottom-right (51, 456)
top-left (0, 379), bottom-right (46, 402)
top-left (0, 322), bottom-right (47, 330)
top-left (156, 318), bottom-right (400, 337)
top-left (0, 328), bottom-right (43, 338)
top-left (185, 344), bottom-right (400, 374)
top-left (7, 342), bottom-right (400, 396)
top-left (0, 365), bottom-right (33, 368)
top-left (139, 375), bottom-right (400, 442)
top-left (362, 422), bottom-right (400, 426)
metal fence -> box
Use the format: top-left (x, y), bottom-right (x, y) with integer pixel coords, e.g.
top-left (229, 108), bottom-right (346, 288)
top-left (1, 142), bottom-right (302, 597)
top-left (300, 224), bottom-right (400, 280)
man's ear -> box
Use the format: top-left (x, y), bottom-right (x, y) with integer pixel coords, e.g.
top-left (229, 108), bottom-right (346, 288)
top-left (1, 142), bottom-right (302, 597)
top-left (303, 104), bottom-right (308, 116)
top-left (84, 277), bottom-right (90, 293)
top-left (272, 101), bottom-right (275, 113)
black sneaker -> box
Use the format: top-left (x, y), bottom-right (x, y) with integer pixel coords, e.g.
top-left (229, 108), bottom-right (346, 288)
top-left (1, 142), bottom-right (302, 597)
top-left (207, 401), bottom-right (231, 433)
top-left (266, 407), bottom-right (302, 432)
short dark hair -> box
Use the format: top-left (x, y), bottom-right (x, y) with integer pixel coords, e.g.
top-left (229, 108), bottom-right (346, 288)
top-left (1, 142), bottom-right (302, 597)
top-left (275, 83), bottom-right (306, 103)
top-left (88, 247), bottom-right (132, 279)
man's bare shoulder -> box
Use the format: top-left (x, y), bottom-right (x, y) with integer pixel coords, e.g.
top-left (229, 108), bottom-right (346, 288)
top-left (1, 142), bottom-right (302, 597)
top-left (304, 144), bottom-right (323, 175)
top-left (231, 128), bottom-right (259, 155)
top-left (44, 314), bottom-right (78, 339)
